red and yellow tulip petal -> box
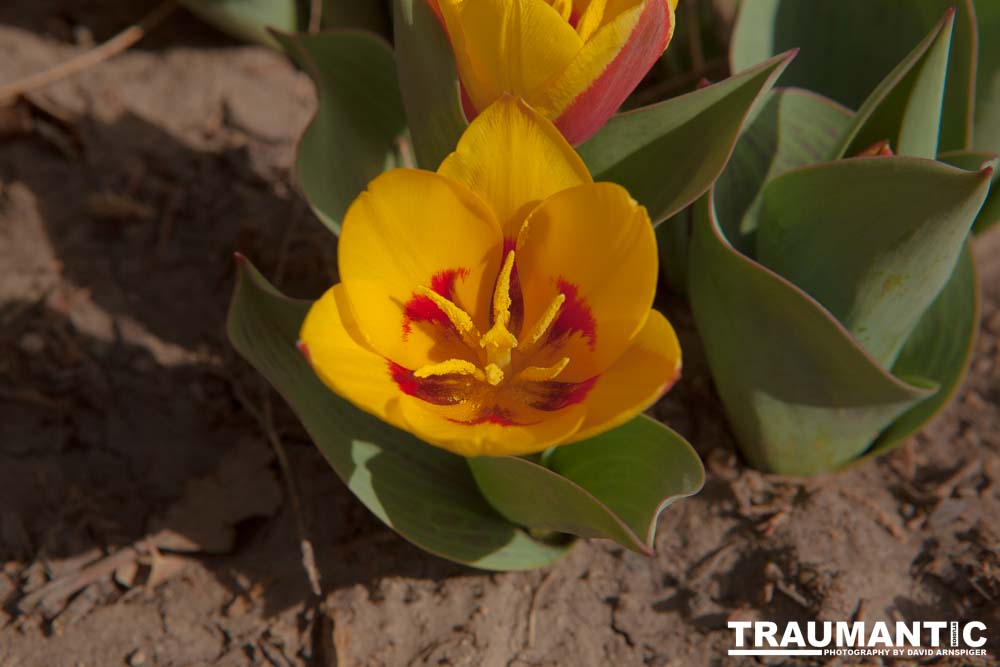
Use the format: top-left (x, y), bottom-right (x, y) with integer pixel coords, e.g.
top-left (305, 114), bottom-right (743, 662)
top-left (539, 0), bottom-right (675, 144)
top-left (515, 182), bottom-right (657, 382)
top-left (569, 309), bottom-right (681, 443)
top-left (438, 97), bottom-right (592, 240)
top-left (437, 0), bottom-right (583, 116)
top-left (396, 393), bottom-right (587, 457)
top-left (299, 283), bottom-right (407, 431)
top-left (339, 169), bottom-right (503, 368)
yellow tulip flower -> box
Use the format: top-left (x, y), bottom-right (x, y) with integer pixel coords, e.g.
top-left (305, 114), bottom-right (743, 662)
top-left (436, 0), bottom-right (678, 144)
top-left (298, 97), bottom-right (681, 457)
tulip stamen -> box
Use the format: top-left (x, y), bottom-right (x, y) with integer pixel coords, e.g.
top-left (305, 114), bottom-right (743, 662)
top-left (415, 285), bottom-right (482, 347)
top-left (481, 250), bottom-right (519, 370)
top-left (517, 357), bottom-right (570, 382)
top-left (526, 292), bottom-right (567, 347)
top-left (414, 359), bottom-right (486, 382)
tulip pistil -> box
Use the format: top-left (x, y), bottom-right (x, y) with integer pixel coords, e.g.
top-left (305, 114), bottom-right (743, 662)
top-left (481, 251), bottom-right (519, 370)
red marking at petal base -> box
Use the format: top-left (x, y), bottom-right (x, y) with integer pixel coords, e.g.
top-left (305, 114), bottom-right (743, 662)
top-left (521, 376), bottom-right (598, 411)
top-left (555, 0), bottom-right (672, 144)
top-left (402, 268), bottom-right (470, 340)
top-left (549, 279), bottom-right (597, 350)
top-left (389, 360), bottom-right (421, 397)
top-left (297, 341), bottom-right (312, 364)
top-left (448, 406), bottom-right (526, 427)
top-left (389, 359), bottom-right (478, 406)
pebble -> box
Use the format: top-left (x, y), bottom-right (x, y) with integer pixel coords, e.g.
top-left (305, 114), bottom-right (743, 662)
top-left (18, 332), bottom-right (45, 354)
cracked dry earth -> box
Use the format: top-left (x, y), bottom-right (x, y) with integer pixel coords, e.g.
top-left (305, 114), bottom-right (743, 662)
top-left (1, 3), bottom-right (998, 666)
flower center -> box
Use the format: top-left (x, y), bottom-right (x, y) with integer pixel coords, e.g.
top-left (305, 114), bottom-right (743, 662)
top-left (411, 250), bottom-right (570, 388)
top-left (391, 251), bottom-right (599, 426)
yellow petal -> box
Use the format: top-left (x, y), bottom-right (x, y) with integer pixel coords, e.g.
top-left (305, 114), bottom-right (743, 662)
top-left (574, 0), bottom-right (608, 41)
top-left (438, 97), bottom-right (591, 240)
top-left (299, 284), bottom-right (407, 430)
top-left (397, 394), bottom-right (586, 457)
top-left (532, 0), bottom-right (646, 120)
top-left (515, 182), bottom-right (657, 381)
top-left (568, 309), bottom-right (681, 443)
top-left (338, 169), bottom-right (503, 369)
top-left (438, 0), bottom-right (583, 115)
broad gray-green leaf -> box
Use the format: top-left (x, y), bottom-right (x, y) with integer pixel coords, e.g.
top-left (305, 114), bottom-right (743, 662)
top-left (546, 417), bottom-right (704, 548)
top-left (755, 158), bottom-right (992, 367)
top-left (688, 193), bottom-right (932, 475)
top-left (658, 88), bottom-right (854, 296)
top-left (974, 0), bottom-right (1000, 160)
top-left (275, 30), bottom-right (406, 234)
top-left (715, 88), bottom-right (854, 254)
top-left (578, 51), bottom-right (796, 225)
top-left (393, 0), bottom-right (468, 169)
top-left (227, 258), bottom-right (571, 570)
top-left (731, 0), bottom-right (977, 152)
top-left (941, 150), bottom-right (1000, 234)
top-left (321, 0), bottom-right (390, 35)
top-left (469, 417), bottom-right (703, 555)
top-left (865, 244), bottom-right (979, 459)
top-left (832, 11), bottom-right (954, 160)
top-left (181, 0), bottom-right (300, 47)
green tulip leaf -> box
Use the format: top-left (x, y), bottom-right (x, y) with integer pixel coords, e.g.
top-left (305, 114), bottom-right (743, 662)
top-left (659, 88), bottom-right (854, 297)
top-left (393, 0), bottom-right (468, 170)
top-left (275, 30), bottom-right (406, 234)
top-left (715, 88), bottom-right (854, 254)
top-left (940, 151), bottom-right (1000, 235)
top-left (974, 0), bottom-right (1000, 161)
top-left (939, 150), bottom-right (1000, 173)
top-left (320, 0), bottom-right (390, 35)
top-left (578, 51), bottom-right (796, 226)
top-left (181, 0), bottom-right (301, 48)
top-left (227, 258), bottom-right (572, 570)
top-left (731, 0), bottom-right (976, 153)
top-left (469, 417), bottom-right (704, 555)
top-left (546, 417), bottom-right (705, 548)
top-left (832, 11), bottom-right (954, 160)
top-left (688, 193), bottom-right (933, 475)
top-left (975, 186), bottom-right (1000, 235)
top-left (755, 158), bottom-right (992, 367)
top-left (864, 243), bottom-right (979, 459)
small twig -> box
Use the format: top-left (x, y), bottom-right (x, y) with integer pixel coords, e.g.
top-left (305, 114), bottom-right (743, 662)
top-left (272, 208), bottom-right (302, 288)
top-left (230, 377), bottom-right (322, 596)
top-left (309, 0), bottom-right (324, 33)
top-left (0, 1), bottom-right (177, 102)
top-left (17, 546), bottom-right (140, 615)
top-left (527, 571), bottom-right (557, 648)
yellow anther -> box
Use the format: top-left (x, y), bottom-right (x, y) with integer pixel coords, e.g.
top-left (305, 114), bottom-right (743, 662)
top-left (517, 357), bottom-right (570, 382)
top-left (415, 286), bottom-right (481, 344)
top-left (480, 250), bottom-right (518, 368)
top-left (527, 292), bottom-right (566, 346)
top-left (492, 250), bottom-right (516, 328)
top-left (414, 359), bottom-right (485, 381)
top-left (484, 363), bottom-right (504, 386)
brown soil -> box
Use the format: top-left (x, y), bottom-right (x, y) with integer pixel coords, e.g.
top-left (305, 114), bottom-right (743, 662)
top-left (1, 3), bottom-right (998, 666)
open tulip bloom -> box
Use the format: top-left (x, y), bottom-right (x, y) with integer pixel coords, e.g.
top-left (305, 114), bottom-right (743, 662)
top-left (298, 98), bottom-right (681, 457)
top-left (436, 0), bottom-right (678, 144)
top-left (226, 0), bottom-right (998, 568)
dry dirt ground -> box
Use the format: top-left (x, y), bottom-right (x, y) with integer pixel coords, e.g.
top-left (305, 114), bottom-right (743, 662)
top-left (1, 3), bottom-right (999, 666)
